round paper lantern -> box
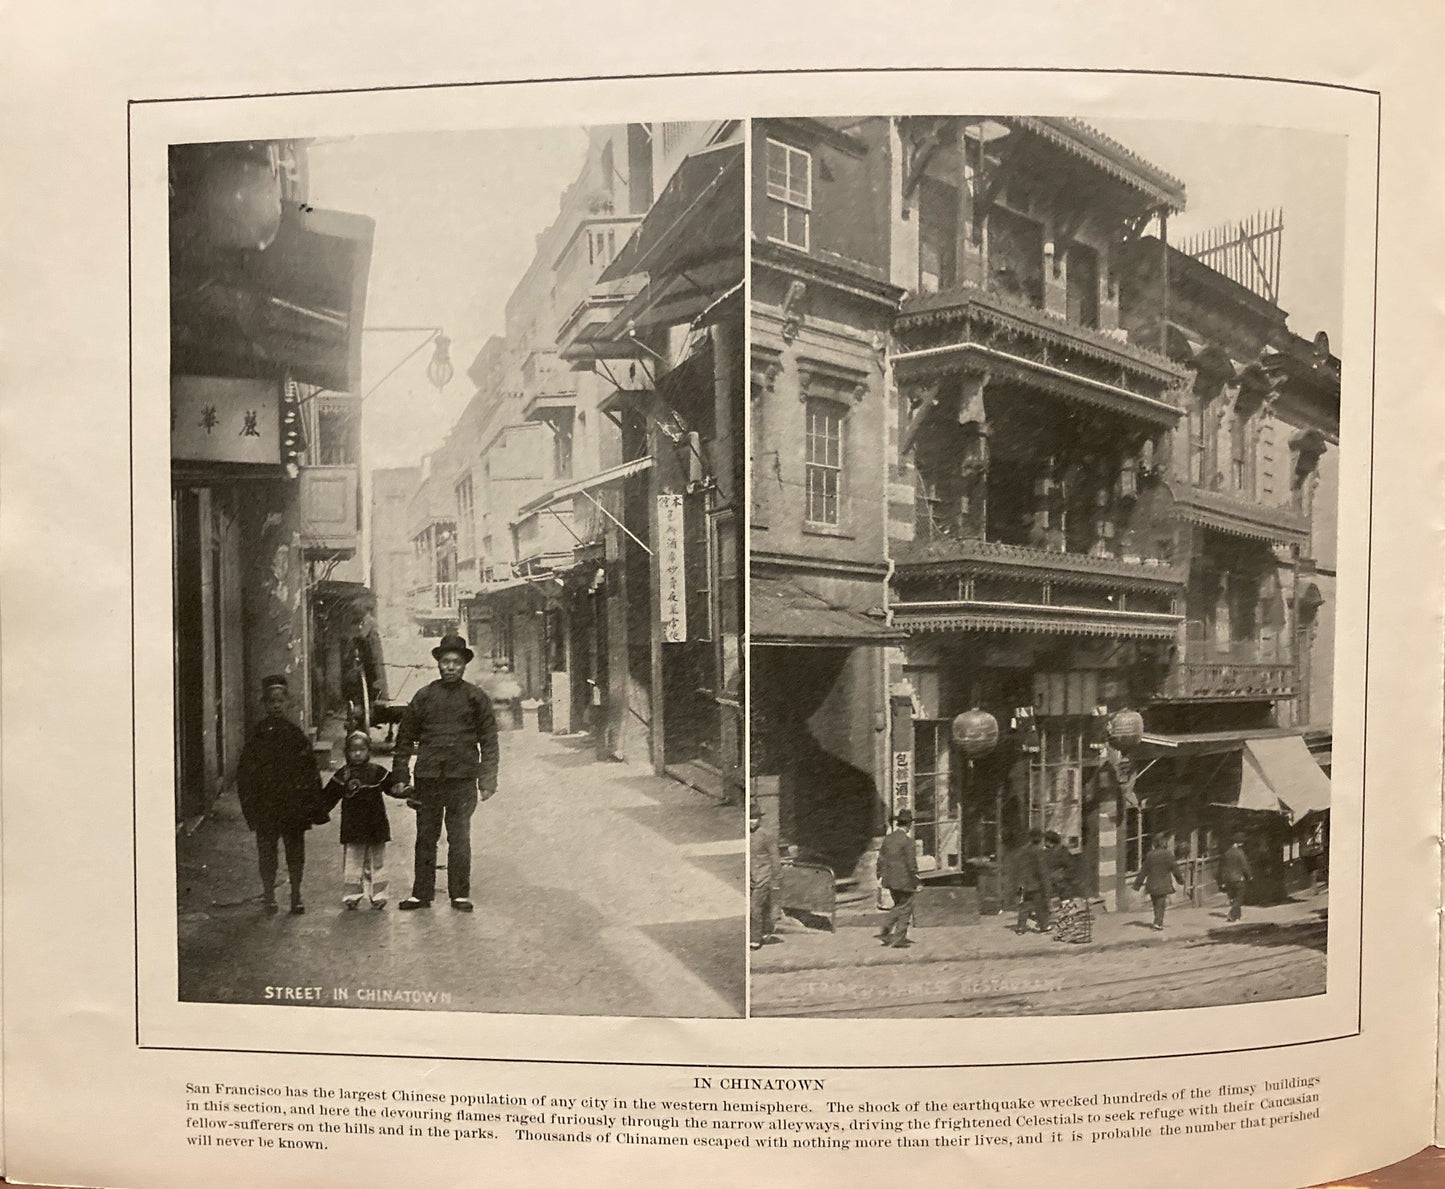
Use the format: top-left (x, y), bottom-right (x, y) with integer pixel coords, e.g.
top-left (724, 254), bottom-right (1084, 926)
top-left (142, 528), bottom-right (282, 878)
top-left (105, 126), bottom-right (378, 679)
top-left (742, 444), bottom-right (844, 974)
top-left (1107, 708), bottom-right (1145, 750)
top-left (198, 148), bottom-right (282, 252)
top-left (951, 708), bottom-right (1000, 759)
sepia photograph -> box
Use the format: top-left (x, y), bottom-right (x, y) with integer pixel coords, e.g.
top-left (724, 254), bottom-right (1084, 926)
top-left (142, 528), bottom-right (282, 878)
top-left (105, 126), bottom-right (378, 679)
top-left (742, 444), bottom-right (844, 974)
top-left (169, 119), bottom-right (746, 1017)
top-left (748, 113), bottom-right (1340, 1017)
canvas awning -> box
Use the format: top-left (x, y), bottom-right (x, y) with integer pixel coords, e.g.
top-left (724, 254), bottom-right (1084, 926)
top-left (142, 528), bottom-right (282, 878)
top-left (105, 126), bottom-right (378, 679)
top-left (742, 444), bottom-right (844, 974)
top-left (1237, 735), bottom-right (1331, 823)
top-left (752, 575), bottom-right (907, 647)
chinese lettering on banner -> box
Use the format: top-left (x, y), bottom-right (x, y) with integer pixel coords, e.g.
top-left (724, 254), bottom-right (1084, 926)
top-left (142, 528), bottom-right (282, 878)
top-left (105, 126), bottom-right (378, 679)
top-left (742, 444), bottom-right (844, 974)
top-left (657, 494), bottom-right (687, 643)
top-left (171, 376), bottom-right (281, 465)
top-left (892, 749), bottom-right (913, 811)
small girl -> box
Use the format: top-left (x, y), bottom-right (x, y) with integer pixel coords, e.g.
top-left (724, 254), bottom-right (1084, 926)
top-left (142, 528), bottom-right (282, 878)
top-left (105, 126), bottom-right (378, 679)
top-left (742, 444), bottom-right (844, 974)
top-left (320, 731), bottom-right (402, 909)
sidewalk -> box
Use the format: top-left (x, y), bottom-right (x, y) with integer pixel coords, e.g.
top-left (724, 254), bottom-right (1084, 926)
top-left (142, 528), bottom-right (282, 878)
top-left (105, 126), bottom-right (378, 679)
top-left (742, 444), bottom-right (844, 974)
top-left (752, 887), bottom-right (1329, 975)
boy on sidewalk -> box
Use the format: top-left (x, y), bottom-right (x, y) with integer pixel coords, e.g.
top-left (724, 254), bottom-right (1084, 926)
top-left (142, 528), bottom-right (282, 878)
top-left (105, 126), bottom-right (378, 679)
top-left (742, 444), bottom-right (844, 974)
top-left (319, 731), bottom-right (403, 910)
top-left (236, 675), bottom-right (325, 915)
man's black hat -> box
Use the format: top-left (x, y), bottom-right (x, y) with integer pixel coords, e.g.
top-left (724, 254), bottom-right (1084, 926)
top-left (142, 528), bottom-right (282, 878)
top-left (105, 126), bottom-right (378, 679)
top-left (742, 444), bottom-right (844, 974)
top-left (895, 807), bottom-right (914, 825)
top-left (431, 633), bottom-right (475, 662)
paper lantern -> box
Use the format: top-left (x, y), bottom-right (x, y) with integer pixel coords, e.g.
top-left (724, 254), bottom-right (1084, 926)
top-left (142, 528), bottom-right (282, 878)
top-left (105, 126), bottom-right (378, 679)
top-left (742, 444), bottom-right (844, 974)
top-left (1107, 708), bottom-right (1145, 750)
top-left (951, 708), bottom-right (999, 759)
top-left (197, 148), bottom-right (282, 252)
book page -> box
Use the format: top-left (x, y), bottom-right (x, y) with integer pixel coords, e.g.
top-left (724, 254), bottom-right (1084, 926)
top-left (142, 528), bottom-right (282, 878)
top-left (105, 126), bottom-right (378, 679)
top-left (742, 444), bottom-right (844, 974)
top-left (3, 3), bottom-right (1444, 1189)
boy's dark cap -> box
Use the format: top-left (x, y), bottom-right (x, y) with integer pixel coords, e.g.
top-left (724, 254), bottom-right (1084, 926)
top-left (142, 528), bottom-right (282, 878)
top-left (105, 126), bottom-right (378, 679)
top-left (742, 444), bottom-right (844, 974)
top-left (345, 730), bottom-right (371, 749)
top-left (261, 674), bottom-right (288, 691)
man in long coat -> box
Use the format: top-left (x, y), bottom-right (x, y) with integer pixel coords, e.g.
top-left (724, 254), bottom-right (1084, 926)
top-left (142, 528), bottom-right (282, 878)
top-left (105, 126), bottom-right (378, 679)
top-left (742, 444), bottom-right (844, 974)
top-left (391, 634), bottom-right (499, 911)
top-left (876, 808), bottom-right (921, 948)
top-left (1134, 833), bottom-right (1187, 930)
top-left (236, 674), bottom-right (324, 915)
top-left (1218, 838), bottom-right (1254, 922)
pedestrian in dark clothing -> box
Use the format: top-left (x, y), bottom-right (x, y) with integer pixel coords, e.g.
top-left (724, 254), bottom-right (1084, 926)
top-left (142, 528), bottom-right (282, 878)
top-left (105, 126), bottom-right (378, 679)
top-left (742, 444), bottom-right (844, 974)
top-left (1218, 839), bottom-right (1254, 922)
top-left (235, 675), bottom-right (324, 915)
top-left (876, 809), bottom-right (920, 948)
top-left (319, 731), bottom-right (405, 910)
top-left (391, 634), bottom-right (499, 912)
top-left (1045, 830), bottom-right (1078, 900)
top-left (1015, 829), bottom-right (1052, 933)
top-left (1134, 834), bottom-right (1186, 930)
top-left (749, 803), bottom-right (782, 950)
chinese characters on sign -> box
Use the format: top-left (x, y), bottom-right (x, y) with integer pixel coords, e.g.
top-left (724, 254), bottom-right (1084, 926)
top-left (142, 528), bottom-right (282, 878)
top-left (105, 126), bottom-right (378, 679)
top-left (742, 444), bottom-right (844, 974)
top-left (892, 749), bottom-right (913, 812)
top-left (171, 376), bottom-right (281, 465)
top-left (657, 493), bottom-right (687, 644)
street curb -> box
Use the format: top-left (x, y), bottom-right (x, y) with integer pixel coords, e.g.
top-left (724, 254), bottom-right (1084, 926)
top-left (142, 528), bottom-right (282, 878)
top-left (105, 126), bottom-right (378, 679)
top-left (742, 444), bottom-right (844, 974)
top-left (753, 916), bottom-right (1328, 976)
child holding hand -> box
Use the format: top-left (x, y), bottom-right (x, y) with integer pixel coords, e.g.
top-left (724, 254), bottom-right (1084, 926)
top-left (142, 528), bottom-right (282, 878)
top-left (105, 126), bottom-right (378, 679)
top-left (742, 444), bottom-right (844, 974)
top-left (320, 731), bottom-right (405, 909)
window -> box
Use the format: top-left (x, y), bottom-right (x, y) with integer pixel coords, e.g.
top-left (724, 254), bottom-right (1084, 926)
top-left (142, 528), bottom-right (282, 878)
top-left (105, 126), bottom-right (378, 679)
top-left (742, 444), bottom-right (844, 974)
top-left (455, 475), bottom-right (475, 560)
top-left (803, 398), bottom-right (844, 525)
top-left (764, 139), bottom-right (811, 250)
top-left (587, 228), bottom-right (616, 267)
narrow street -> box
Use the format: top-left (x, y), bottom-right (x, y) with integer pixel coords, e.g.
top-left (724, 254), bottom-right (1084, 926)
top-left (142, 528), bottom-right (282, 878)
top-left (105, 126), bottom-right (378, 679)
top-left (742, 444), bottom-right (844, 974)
top-left (178, 727), bottom-right (745, 1018)
top-left (752, 894), bottom-right (1327, 1018)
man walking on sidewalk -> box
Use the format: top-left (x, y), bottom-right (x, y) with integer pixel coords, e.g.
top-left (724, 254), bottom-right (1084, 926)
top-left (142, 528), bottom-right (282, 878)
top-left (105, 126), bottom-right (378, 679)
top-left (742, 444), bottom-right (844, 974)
top-left (1134, 834), bottom-right (1186, 931)
top-left (1218, 837), bottom-right (1254, 922)
top-left (391, 634), bottom-right (499, 912)
top-left (877, 808), bottom-right (921, 948)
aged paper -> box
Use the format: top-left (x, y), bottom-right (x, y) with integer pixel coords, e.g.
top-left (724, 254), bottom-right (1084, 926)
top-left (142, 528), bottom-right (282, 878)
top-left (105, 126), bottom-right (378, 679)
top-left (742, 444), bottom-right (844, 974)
top-left (3, 2), bottom-right (1445, 1188)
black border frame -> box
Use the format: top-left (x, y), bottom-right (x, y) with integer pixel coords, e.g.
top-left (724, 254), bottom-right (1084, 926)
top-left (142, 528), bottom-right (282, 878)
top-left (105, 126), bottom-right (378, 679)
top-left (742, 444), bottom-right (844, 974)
top-left (130, 65), bottom-right (1380, 1070)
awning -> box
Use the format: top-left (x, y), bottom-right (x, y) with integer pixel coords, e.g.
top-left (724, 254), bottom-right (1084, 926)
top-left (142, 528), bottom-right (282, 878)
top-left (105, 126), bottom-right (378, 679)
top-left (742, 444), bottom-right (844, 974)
top-left (516, 456), bottom-right (653, 517)
top-left (1137, 726), bottom-right (1303, 757)
top-left (599, 141), bottom-right (743, 282)
top-left (596, 255), bottom-right (743, 342)
top-left (1238, 735), bottom-right (1331, 823)
top-left (752, 575), bottom-right (907, 647)
top-left (171, 206), bottom-right (375, 393)
top-left (1172, 486), bottom-right (1309, 547)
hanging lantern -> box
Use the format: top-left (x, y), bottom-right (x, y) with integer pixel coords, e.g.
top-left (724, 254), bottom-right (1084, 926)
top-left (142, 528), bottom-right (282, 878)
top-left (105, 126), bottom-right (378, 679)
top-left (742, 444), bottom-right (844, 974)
top-left (951, 708), bottom-right (1000, 759)
top-left (197, 145), bottom-right (283, 252)
top-left (426, 335), bottom-right (454, 390)
top-left (1107, 708), bottom-right (1145, 751)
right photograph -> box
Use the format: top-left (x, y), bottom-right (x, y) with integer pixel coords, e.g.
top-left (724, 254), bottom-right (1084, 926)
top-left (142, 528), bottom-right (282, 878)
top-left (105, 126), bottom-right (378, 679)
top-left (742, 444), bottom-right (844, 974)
top-left (748, 114), bottom-right (1341, 1017)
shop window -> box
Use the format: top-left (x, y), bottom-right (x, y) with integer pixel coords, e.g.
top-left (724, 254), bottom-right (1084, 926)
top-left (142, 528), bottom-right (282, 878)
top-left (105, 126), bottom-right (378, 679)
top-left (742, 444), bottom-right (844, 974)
top-left (764, 139), bottom-right (811, 251)
top-left (803, 398), bottom-right (845, 526)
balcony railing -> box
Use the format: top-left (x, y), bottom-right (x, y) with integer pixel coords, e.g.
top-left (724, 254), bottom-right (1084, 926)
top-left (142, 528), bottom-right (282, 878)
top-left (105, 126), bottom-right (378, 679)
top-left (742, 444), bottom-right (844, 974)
top-left (1160, 661), bottom-right (1296, 702)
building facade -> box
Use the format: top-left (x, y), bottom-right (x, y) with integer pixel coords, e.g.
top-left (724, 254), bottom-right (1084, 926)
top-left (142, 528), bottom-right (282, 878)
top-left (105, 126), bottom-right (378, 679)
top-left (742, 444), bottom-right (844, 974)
top-left (750, 115), bottom-right (1337, 913)
top-left (169, 139), bottom-right (374, 822)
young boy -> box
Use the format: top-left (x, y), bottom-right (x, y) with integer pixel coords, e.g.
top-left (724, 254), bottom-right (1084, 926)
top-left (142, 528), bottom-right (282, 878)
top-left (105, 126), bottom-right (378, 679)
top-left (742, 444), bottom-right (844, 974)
top-left (236, 675), bottom-right (325, 915)
top-left (319, 731), bottom-right (401, 910)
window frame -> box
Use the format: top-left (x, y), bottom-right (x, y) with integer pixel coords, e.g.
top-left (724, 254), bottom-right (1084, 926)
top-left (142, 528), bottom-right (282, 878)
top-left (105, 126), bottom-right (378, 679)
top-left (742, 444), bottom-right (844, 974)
top-left (764, 138), bottom-right (812, 252)
top-left (802, 396), bottom-right (845, 527)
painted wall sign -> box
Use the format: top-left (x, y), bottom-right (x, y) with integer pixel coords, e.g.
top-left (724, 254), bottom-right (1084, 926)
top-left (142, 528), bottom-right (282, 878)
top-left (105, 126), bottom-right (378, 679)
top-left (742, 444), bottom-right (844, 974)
top-left (657, 493), bottom-right (687, 643)
top-left (172, 376), bottom-right (280, 465)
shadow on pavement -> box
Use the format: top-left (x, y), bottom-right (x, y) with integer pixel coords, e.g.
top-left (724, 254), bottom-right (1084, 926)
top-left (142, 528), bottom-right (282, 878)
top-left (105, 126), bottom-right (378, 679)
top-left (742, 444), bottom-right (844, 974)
top-left (1201, 918), bottom-right (1328, 952)
top-left (619, 801), bottom-right (738, 846)
top-left (683, 851), bottom-right (744, 891)
top-left (639, 917), bottom-right (744, 1017)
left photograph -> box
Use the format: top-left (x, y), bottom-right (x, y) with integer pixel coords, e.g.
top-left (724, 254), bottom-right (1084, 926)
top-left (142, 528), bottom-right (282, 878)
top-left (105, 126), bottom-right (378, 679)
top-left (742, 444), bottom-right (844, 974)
top-left (168, 121), bottom-right (746, 1017)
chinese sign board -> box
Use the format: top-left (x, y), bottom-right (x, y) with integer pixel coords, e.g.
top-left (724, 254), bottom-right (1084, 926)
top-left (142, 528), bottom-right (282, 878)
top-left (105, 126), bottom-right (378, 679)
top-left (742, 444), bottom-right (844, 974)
top-left (657, 494), bottom-right (687, 643)
top-left (892, 749), bottom-right (913, 811)
top-left (172, 376), bottom-right (280, 465)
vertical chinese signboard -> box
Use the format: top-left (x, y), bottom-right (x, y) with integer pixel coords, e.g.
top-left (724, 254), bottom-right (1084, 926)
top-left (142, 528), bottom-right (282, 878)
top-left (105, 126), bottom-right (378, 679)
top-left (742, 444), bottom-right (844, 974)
top-left (657, 493), bottom-right (687, 643)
